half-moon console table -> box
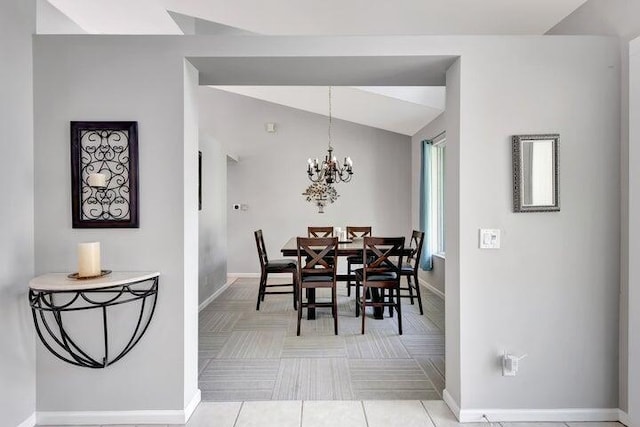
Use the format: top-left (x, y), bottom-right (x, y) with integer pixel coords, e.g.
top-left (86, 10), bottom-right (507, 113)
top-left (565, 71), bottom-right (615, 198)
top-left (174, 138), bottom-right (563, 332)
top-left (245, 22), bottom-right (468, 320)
top-left (29, 271), bottom-right (159, 368)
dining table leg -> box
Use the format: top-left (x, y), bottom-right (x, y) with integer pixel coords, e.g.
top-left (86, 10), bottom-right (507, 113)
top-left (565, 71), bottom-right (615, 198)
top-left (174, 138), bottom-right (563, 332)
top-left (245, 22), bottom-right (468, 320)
top-left (370, 288), bottom-right (384, 319)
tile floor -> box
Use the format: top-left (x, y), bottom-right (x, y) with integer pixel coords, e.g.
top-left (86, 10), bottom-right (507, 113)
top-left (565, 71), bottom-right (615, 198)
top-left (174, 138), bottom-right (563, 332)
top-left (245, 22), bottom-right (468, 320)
top-left (198, 277), bottom-right (445, 401)
top-left (40, 400), bottom-right (624, 427)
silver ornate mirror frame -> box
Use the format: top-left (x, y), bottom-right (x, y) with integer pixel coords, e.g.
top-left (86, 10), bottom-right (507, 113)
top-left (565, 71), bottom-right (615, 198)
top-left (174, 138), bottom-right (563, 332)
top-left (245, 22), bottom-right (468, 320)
top-left (512, 133), bottom-right (560, 213)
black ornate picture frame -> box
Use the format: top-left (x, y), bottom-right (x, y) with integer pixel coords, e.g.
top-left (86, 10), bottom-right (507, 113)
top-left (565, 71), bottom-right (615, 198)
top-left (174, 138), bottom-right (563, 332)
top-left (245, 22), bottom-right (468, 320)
top-left (71, 121), bottom-right (139, 228)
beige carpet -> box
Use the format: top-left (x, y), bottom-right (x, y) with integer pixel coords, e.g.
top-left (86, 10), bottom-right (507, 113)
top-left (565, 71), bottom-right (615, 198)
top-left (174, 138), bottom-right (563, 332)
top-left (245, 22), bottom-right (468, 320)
top-left (198, 278), bottom-right (445, 401)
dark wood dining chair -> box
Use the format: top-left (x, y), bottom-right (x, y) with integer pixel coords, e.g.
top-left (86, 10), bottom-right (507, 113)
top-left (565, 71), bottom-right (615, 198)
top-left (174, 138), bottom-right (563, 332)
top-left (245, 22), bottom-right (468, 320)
top-left (399, 230), bottom-right (425, 315)
top-left (345, 226), bottom-right (372, 297)
top-left (307, 226), bottom-right (334, 237)
top-left (355, 236), bottom-right (405, 335)
top-left (296, 237), bottom-right (339, 336)
top-left (254, 230), bottom-right (298, 311)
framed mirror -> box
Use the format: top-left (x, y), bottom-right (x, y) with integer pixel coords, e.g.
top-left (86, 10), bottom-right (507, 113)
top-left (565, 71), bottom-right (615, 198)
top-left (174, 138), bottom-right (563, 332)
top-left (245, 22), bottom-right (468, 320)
top-left (512, 134), bottom-right (559, 212)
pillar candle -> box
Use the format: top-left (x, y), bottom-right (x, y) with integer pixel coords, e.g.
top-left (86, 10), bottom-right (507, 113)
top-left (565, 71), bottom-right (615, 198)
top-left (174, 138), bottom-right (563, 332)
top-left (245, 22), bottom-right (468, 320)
top-left (87, 173), bottom-right (107, 188)
top-left (78, 242), bottom-right (101, 277)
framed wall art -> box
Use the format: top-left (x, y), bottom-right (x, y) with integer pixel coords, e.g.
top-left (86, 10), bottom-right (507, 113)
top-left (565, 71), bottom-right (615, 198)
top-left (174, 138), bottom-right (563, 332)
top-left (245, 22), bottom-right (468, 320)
top-left (70, 121), bottom-right (139, 228)
top-left (512, 133), bottom-right (559, 213)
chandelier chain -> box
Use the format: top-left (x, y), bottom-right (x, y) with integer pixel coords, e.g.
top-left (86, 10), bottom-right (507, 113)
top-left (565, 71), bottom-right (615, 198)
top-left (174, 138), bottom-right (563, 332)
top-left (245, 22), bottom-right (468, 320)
top-left (305, 85), bottom-right (353, 188)
top-left (328, 86), bottom-right (332, 149)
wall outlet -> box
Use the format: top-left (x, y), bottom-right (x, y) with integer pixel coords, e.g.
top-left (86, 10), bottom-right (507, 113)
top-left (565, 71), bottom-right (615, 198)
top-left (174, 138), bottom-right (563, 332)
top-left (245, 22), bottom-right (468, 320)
top-left (502, 354), bottom-right (518, 376)
top-left (232, 204), bottom-right (240, 210)
top-left (502, 352), bottom-right (527, 376)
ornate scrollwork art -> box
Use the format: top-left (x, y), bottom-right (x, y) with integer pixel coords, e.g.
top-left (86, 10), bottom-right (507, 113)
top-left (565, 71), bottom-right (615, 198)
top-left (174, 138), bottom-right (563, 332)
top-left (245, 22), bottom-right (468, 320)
top-left (71, 121), bottom-right (139, 228)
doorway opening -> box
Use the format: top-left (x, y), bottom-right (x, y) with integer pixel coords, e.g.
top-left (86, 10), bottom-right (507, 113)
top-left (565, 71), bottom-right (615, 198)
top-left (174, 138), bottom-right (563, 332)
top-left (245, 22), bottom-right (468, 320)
top-left (192, 56), bottom-right (458, 402)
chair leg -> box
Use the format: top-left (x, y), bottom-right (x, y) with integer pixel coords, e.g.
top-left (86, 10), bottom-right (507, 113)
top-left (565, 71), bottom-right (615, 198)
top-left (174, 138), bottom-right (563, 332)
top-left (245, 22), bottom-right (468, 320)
top-left (388, 289), bottom-right (393, 318)
top-left (256, 272), bottom-right (266, 311)
top-left (412, 274), bottom-right (424, 315)
top-left (347, 260), bottom-right (352, 296)
top-left (407, 275), bottom-right (415, 305)
top-left (395, 286), bottom-right (403, 335)
top-left (332, 284), bottom-right (338, 335)
top-left (292, 271), bottom-right (297, 310)
top-left (297, 284), bottom-right (303, 336)
top-left (361, 285), bottom-right (367, 334)
top-left (355, 279), bottom-right (361, 317)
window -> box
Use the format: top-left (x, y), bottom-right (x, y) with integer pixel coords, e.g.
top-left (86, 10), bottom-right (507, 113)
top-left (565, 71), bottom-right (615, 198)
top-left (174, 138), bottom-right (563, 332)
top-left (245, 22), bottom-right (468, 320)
top-left (420, 132), bottom-right (445, 270)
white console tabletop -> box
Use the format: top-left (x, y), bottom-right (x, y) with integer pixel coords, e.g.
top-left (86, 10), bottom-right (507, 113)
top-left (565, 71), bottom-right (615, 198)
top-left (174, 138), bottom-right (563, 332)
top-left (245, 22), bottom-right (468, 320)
top-left (29, 271), bottom-right (160, 292)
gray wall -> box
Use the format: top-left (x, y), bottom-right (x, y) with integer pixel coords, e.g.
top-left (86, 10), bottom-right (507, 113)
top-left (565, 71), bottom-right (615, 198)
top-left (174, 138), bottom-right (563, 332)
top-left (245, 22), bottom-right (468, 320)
top-left (424, 255), bottom-right (445, 296)
top-left (198, 132), bottom-right (228, 305)
top-left (457, 37), bottom-right (619, 411)
top-left (183, 60), bottom-right (200, 408)
top-left (411, 113), bottom-right (446, 296)
top-left (444, 59), bottom-right (461, 406)
top-left (628, 36), bottom-right (640, 427)
top-left (198, 88), bottom-right (412, 275)
top-left (30, 34), bottom-right (621, 418)
top-left (548, 2), bottom-right (640, 412)
top-left (33, 38), bottom-right (199, 413)
top-left (0, 1), bottom-right (36, 426)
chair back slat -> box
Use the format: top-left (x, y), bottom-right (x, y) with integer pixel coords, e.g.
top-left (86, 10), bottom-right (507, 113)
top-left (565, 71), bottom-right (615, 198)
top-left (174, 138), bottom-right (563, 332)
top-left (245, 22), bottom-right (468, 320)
top-left (308, 226), bottom-right (334, 237)
top-left (362, 236), bottom-right (405, 283)
top-left (406, 230), bottom-right (425, 273)
top-left (346, 226), bottom-right (372, 239)
top-left (297, 237), bottom-right (338, 277)
top-left (254, 229), bottom-right (269, 267)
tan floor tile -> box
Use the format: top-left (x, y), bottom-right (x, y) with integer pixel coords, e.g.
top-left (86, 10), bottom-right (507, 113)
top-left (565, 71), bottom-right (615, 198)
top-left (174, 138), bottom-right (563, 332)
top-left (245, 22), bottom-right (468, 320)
top-left (302, 401), bottom-right (366, 427)
top-left (363, 400), bottom-right (434, 427)
top-left (235, 401), bottom-right (302, 427)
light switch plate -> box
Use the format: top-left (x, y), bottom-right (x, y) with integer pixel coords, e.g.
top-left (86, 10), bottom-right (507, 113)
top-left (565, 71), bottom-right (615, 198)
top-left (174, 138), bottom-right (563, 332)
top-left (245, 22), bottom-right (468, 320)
top-left (479, 229), bottom-right (500, 249)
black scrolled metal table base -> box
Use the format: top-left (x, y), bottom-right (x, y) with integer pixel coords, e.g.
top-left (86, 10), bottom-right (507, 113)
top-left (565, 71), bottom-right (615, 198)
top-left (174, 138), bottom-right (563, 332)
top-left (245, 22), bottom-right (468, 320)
top-left (29, 276), bottom-right (159, 368)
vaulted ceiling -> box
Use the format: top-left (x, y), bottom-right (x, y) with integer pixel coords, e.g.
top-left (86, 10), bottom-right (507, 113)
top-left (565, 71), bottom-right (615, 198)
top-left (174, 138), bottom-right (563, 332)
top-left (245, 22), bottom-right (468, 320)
top-left (40, 0), bottom-right (588, 135)
top-left (44, 0), bottom-right (588, 36)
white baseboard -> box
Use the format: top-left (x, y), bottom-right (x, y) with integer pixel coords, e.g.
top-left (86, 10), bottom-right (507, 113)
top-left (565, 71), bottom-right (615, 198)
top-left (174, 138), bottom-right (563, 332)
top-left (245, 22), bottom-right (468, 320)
top-left (228, 272), bottom-right (260, 278)
top-left (443, 389), bottom-right (461, 420)
top-left (199, 277), bottom-right (237, 312)
top-left (458, 407), bottom-right (620, 423)
top-left (184, 389), bottom-right (201, 422)
top-left (418, 278), bottom-right (445, 300)
top-left (17, 412), bottom-right (36, 427)
top-left (36, 389), bottom-right (201, 425)
top-left (228, 272), bottom-right (291, 278)
top-left (443, 390), bottom-right (621, 423)
top-left (619, 409), bottom-right (630, 426)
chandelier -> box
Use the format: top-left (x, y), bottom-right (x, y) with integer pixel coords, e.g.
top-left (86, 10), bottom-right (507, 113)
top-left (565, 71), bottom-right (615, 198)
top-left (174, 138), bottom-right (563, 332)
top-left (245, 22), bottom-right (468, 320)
top-left (302, 182), bottom-right (339, 214)
top-left (306, 86), bottom-right (354, 184)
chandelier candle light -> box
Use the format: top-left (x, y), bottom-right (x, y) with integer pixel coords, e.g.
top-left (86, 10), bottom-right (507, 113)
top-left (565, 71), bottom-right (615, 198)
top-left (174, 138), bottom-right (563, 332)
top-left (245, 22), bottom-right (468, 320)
top-left (306, 86), bottom-right (354, 185)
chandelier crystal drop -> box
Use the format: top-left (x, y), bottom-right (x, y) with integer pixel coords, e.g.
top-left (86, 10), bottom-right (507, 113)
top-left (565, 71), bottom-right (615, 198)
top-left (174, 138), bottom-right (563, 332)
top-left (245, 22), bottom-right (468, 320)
top-left (306, 86), bottom-right (354, 185)
top-left (302, 182), bottom-right (339, 214)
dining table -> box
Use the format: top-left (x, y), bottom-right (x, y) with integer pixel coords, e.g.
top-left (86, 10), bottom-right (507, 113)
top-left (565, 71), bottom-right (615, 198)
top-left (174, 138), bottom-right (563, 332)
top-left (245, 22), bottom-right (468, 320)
top-left (280, 236), bottom-right (412, 320)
